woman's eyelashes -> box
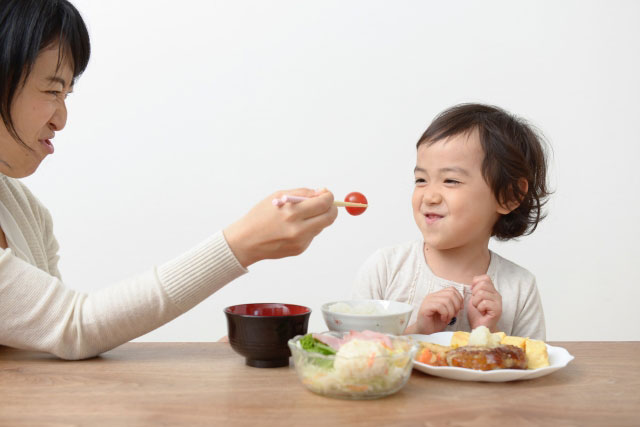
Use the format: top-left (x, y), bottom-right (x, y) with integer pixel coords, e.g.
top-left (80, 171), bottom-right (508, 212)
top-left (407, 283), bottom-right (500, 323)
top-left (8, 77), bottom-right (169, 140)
top-left (46, 90), bottom-right (70, 99)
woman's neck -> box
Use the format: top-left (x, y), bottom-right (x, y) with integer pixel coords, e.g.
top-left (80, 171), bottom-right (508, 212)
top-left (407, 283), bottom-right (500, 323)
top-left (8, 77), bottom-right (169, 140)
top-left (422, 241), bottom-right (491, 285)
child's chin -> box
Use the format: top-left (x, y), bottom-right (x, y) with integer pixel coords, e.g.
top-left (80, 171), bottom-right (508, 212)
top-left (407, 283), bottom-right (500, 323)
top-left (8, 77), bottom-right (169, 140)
top-left (422, 237), bottom-right (455, 252)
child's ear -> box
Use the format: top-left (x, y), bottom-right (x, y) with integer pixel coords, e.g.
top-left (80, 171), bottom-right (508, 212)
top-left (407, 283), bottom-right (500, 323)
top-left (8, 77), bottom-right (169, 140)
top-left (497, 178), bottom-right (529, 215)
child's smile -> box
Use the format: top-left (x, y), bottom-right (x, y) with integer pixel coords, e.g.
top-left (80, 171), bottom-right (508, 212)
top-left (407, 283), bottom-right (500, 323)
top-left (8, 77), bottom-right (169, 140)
top-left (412, 130), bottom-right (509, 253)
top-left (424, 212), bottom-right (445, 225)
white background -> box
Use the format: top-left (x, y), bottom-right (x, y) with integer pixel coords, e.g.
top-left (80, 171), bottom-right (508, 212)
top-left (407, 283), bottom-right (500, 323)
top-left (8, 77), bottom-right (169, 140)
top-left (24, 0), bottom-right (640, 341)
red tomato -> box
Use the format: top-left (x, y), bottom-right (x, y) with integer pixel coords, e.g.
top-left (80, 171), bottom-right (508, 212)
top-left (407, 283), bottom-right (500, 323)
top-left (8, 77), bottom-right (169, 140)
top-left (344, 192), bottom-right (368, 216)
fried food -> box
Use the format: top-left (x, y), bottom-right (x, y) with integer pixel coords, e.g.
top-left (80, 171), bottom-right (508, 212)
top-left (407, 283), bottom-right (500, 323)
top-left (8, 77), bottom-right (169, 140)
top-left (446, 345), bottom-right (527, 371)
top-left (416, 342), bottom-right (450, 366)
top-left (502, 335), bottom-right (527, 350)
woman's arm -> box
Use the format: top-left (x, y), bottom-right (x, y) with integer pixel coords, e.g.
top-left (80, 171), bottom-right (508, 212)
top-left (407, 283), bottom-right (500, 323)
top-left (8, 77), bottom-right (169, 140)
top-left (0, 188), bottom-right (337, 359)
top-left (0, 231), bottom-right (244, 360)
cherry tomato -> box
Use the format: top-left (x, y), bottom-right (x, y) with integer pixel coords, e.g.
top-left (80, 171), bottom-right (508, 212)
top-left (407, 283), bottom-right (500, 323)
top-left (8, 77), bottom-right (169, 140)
top-left (344, 192), bottom-right (368, 216)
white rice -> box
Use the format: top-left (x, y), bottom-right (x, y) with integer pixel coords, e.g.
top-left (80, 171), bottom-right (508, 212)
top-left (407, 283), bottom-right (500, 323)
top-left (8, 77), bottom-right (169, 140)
top-left (328, 302), bottom-right (387, 315)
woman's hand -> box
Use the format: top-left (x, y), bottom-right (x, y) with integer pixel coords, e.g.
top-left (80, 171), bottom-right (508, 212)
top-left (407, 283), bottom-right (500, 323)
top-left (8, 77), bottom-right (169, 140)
top-left (223, 188), bottom-right (338, 268)
top-left (406, 287), bottom-right (464, 335)
top-left (466, 275), bottom-right (502, 332)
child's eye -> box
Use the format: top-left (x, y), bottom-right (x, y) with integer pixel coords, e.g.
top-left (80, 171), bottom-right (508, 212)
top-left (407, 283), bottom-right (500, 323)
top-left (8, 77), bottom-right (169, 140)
top-left (444, 179), bottom-right (461, 185)
top-left (414, 178), bottom-right (426, 186)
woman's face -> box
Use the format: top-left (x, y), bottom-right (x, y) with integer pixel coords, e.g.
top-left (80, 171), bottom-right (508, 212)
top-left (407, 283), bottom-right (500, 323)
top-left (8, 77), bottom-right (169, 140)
top-left (0, 45), bottom-right (73, 178)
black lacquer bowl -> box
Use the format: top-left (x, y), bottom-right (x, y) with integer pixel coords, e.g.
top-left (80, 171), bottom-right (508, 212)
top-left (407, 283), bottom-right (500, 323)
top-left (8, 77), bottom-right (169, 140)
top-left (224, 303), bottom-right (311, 368)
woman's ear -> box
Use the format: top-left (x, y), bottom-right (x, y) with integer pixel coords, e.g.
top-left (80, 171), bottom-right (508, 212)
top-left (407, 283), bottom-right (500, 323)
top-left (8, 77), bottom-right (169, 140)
top-left (497, 178), bottom-right (529, 215)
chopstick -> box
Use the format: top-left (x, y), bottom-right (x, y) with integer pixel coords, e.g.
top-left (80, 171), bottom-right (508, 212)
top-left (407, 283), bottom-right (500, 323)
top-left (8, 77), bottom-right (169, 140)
top-left (448, 287), bottom-right (473, 327)
top-left (333, 200), bottom-right (368, 208)
top-left (272, 195), bottom-right (368, 208)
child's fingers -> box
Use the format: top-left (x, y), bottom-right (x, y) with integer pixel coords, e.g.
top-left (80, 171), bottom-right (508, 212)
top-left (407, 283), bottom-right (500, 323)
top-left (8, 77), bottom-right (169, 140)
top-left (470, 289), bottom-right (499, 307)
top-left (434, 303), bottom-right (455, 324)
top-left (423, 298), bottom-right (455, 324)
top-left (435, 289), bottom-right (464, 315)
top-left (440, 293), bottom-right (463, 322)
top-left (476, 299), bottom-right (500, 316)
top-left (471, 275), bottom-right (495, 290)
top-left (472, 274), bottom-right (491, 283)
top-left (420, 288), bottom-right (464, 326)
top-left (471, 281), bottom-right (499, 298)
top-left (425, 287), bottom-right (463, 306)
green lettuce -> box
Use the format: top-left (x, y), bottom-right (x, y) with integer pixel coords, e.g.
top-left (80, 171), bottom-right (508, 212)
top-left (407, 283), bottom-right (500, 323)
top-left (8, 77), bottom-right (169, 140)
top-left (299, 334), bottom-right (337, 369)
top-left (300, 334), bottom-right (337, 356)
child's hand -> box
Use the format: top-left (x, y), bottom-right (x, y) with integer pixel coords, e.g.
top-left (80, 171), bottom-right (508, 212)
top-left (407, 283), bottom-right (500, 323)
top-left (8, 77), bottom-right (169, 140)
top-left (466, 275), bottom-right (502, 332)
top-left (413, 288), bottom-right (464, 335)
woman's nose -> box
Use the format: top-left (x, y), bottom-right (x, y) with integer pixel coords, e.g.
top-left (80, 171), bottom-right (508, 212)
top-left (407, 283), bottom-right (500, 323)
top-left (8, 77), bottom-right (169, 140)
top-left (48, 101), bottom-right (67, 131)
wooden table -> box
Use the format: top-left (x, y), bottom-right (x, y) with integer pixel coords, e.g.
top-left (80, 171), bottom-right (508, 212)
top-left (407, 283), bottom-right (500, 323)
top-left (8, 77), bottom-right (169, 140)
top-left (1, 342), bottom-right (638, 426)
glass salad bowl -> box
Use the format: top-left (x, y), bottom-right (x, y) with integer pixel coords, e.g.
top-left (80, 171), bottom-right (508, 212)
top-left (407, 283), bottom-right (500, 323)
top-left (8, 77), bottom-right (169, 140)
top-left (288, 330), bottom-right (418, 400)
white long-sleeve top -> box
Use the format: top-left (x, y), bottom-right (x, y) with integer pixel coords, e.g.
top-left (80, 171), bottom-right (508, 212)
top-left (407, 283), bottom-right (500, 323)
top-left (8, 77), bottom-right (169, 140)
top-left (352, 240), bottom-right (546, 340)
top-left (0, 174), bottom-right (247, 359)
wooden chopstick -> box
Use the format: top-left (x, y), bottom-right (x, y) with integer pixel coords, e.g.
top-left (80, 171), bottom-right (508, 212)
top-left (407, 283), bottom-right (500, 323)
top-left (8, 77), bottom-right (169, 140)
top-left (333, 201), bottom-right (368, 208)
top-left (272, 195), bottom-right (368, 208)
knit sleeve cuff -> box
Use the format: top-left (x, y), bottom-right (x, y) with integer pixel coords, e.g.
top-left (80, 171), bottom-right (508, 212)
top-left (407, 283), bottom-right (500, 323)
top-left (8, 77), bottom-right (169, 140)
top-left (156, 231), bottom-right (248, 312)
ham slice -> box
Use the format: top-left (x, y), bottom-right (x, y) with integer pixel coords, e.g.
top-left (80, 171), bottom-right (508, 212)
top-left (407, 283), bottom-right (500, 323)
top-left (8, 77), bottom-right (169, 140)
top-left (312, 333), bottom-right (344, 350)
top-left (349, 330), bottom-right (393, 348)
top-left (313, 330), bottom-right (393, 351)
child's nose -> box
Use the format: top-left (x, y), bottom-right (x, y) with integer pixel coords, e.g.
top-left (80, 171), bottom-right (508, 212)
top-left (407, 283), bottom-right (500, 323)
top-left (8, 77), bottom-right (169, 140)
top-left (423, 188), bottom-right (442, 204)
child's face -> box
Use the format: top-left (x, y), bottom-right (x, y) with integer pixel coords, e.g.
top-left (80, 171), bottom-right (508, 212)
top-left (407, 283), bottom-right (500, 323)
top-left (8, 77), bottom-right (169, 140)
top-left (412, 130), bottom-right (510, 252)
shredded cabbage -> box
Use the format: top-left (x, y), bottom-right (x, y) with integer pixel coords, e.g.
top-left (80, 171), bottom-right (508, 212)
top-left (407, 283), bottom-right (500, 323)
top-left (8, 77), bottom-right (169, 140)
top-left (292, 337), bottom-right (414, 399)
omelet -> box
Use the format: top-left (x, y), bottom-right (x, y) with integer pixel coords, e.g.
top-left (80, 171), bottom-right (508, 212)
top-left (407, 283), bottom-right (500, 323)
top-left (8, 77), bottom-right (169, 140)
top-left (525, 338), bottom-right (550, 369)
top-left (450, 331), bottom-right (470, 348)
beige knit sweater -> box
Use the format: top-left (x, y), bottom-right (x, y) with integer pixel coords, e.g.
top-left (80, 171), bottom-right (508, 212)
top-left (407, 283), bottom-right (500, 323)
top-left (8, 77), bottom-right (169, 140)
top-left (0, 175), bottom-right (247, 359)
top-left (353, 240), bottom-right (546, 340)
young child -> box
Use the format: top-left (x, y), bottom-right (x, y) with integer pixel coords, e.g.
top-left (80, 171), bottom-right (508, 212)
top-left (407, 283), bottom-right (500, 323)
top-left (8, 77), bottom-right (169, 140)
top-left (352, 103), bottom-right (550, 340)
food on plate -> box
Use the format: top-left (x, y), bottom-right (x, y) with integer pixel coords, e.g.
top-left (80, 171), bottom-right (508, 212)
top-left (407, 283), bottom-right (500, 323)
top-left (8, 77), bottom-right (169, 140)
top-left (416, 342), bottom-right (450, 366)
top-left (415, 326), bottom-right (550, 370)
top-left (502, 335), bottom-right (527, 350)
top-left (446, 345), bottom-right (527, 370)
top-left (450, 331), bottom-right (470, 348)
top-left (525, 338), bottom-right (549, 369)
top-left (467, 326), bottom-right (504, 347)
top-left (344, 192), bottom-right (368, 216)
top-left (327, 301), bottom-right (386, 315)
top-left (288, 330), bottom-right (416, 399)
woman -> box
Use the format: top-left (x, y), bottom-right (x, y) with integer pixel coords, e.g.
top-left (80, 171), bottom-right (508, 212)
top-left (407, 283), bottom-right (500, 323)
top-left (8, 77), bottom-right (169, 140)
top-left (0, 0), bottom-right (337, 359)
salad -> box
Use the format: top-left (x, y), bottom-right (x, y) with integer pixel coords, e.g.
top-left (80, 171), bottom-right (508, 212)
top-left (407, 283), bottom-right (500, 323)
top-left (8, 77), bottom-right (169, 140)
top-left (288, 330), bottom-right (417, 400)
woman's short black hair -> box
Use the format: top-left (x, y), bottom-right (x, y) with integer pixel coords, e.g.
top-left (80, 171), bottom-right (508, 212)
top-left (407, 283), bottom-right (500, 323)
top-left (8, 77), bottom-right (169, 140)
top-left (417, 103), bottom-right (551, 240)
top-left (0, 0), bottom-right (90, 144)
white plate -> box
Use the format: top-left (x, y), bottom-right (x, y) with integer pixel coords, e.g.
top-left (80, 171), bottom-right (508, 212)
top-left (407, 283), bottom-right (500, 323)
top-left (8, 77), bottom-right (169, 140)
top-left (409, 332), bottom-right (574, 382)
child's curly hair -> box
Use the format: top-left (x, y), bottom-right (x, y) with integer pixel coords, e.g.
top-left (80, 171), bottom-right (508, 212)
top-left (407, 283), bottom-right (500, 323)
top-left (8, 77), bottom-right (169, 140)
top-left (417, 103), bottom-right (551, 240)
